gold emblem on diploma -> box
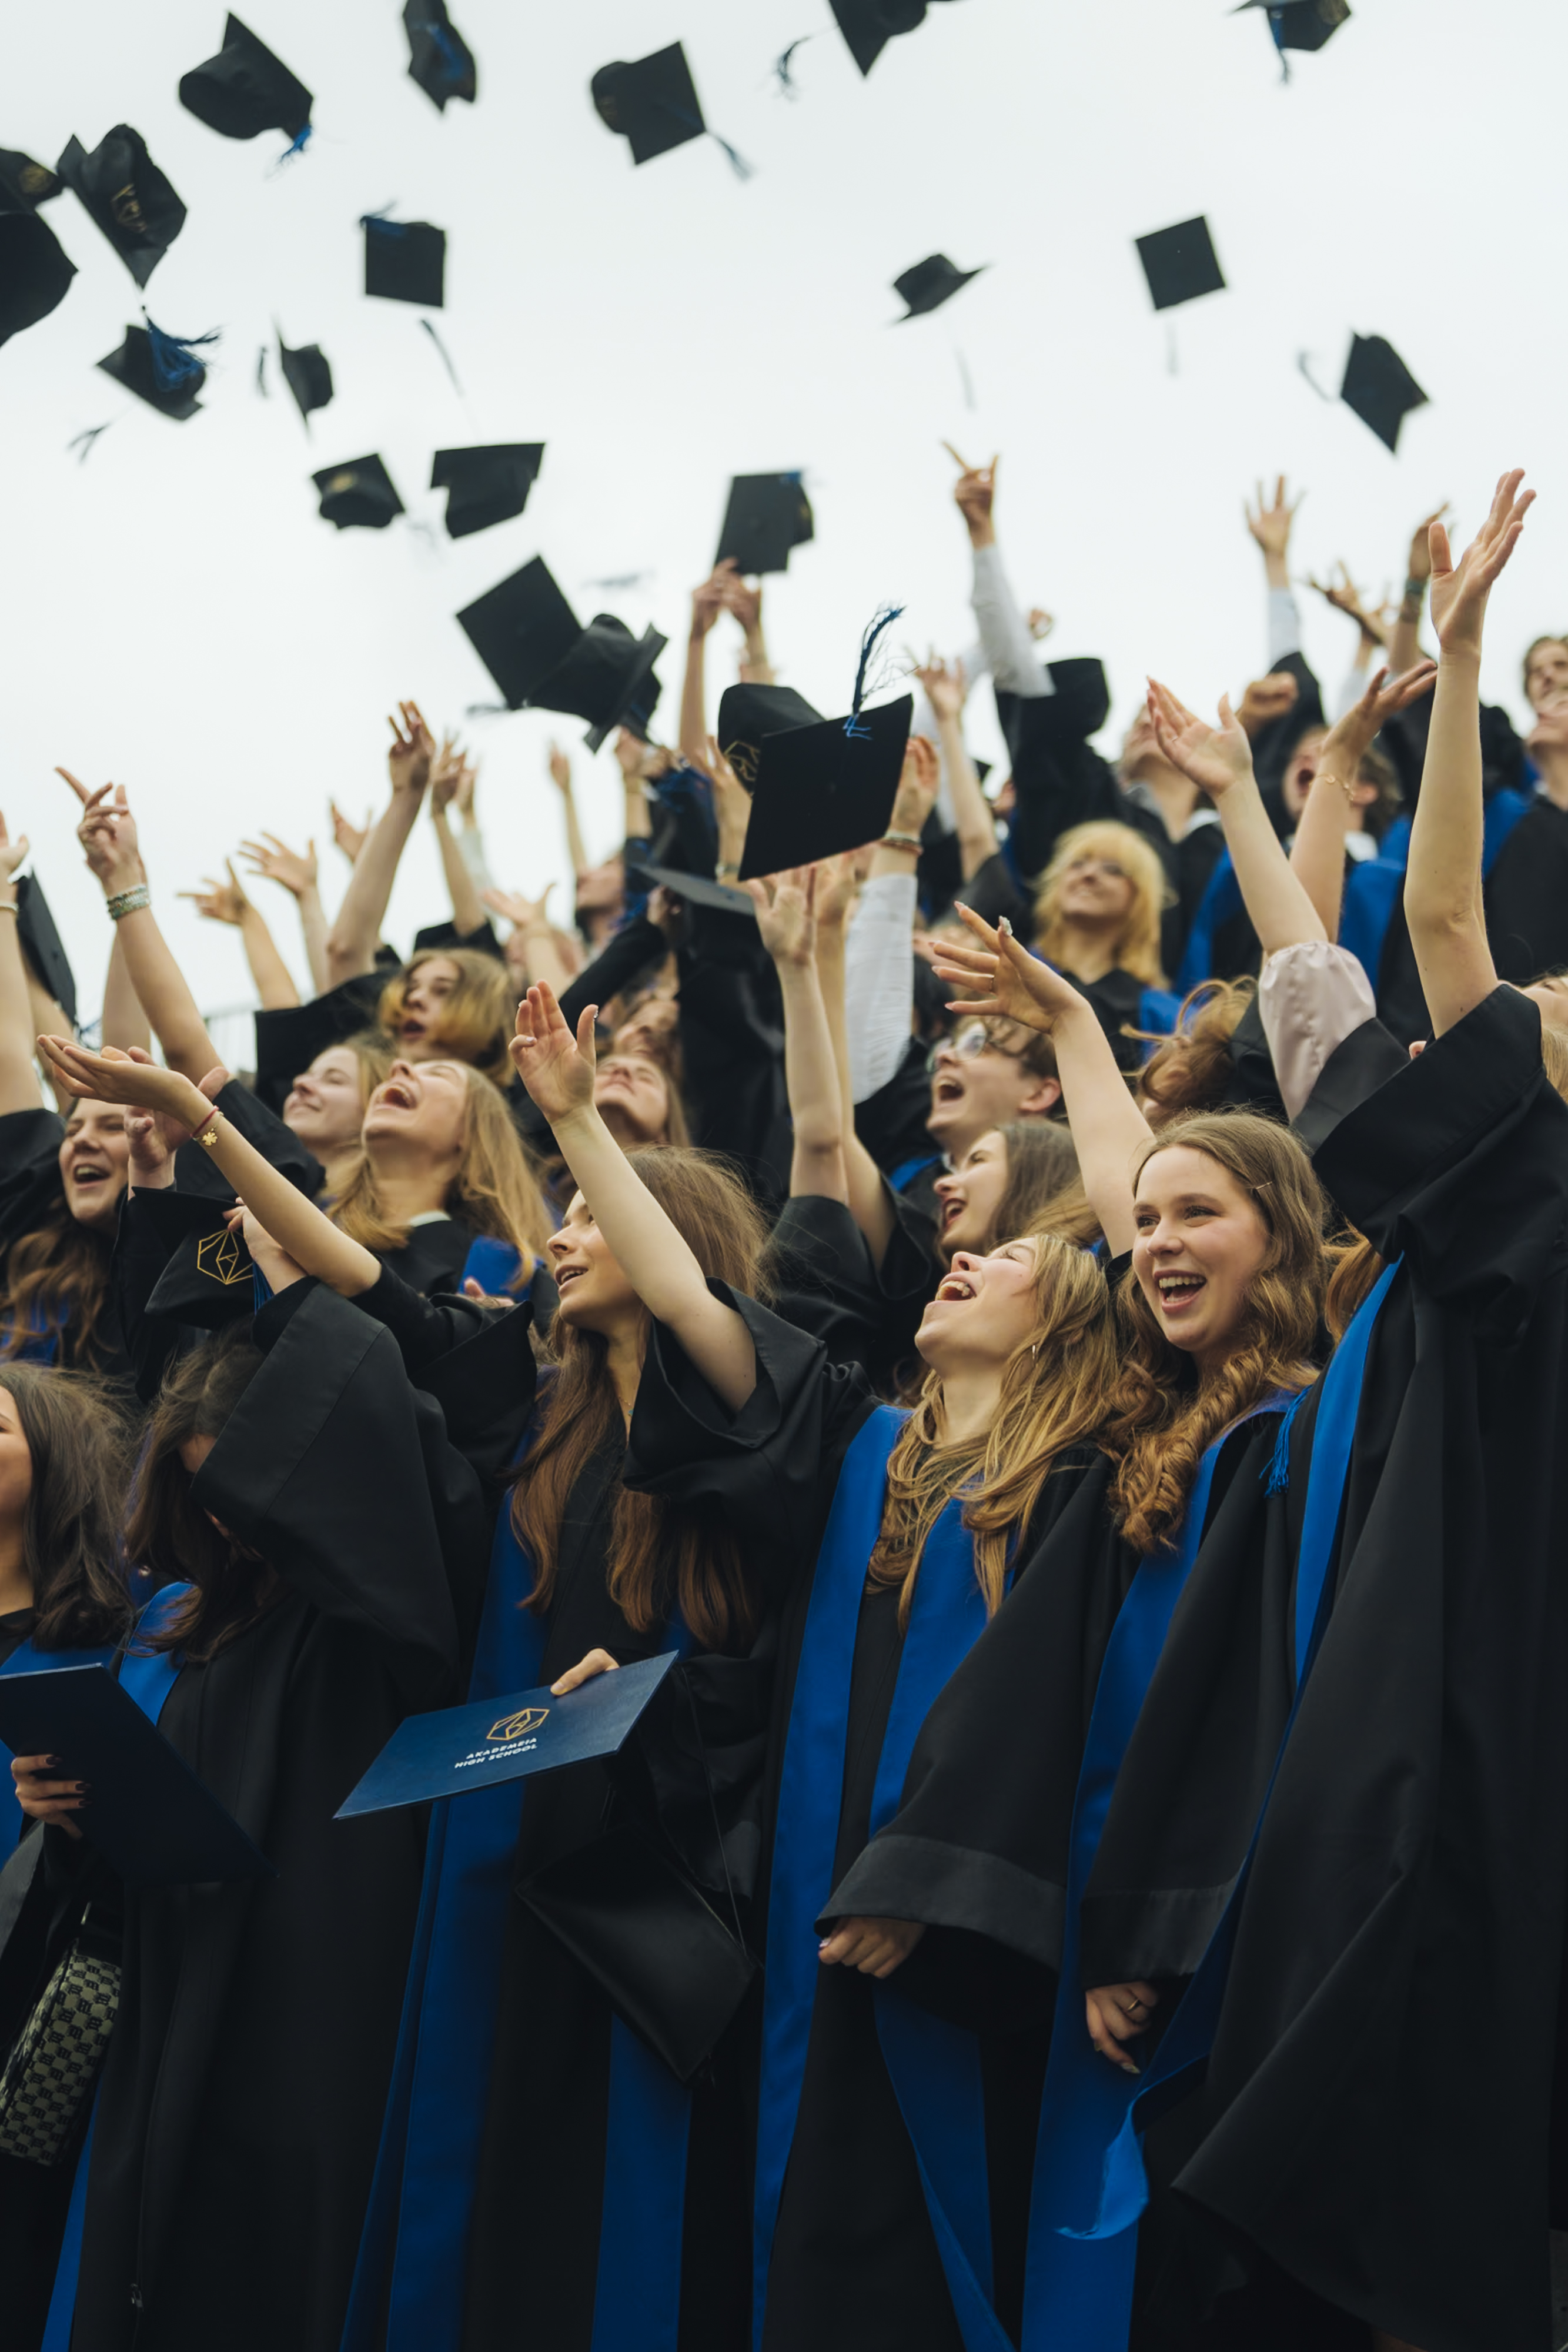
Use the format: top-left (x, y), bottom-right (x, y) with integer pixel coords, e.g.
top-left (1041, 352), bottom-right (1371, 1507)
top-left (487, 1706), bottom-right (549, 1743)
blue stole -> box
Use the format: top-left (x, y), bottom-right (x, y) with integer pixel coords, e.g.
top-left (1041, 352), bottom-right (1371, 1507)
top-left (41, 1582), bottom-right (192, 2352)
top-left (889, 1154), bottom-right (942, 1196)
top-left (343, 1503), bottom-right (696, 2352)
top-left (1341, 791), bottom-right (1529, 989)
top-left (753, 1405), bottom-right (1009, 2352)
top-left (1021, 1261), bottom-right (1400, 2350)
top-left (1175, 854), bottom-right (1245, 998)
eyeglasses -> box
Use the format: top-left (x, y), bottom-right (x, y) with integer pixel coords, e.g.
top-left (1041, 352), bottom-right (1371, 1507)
top-left (1063, 856), bottom-right (1129, 881)
top-left (926, 1021), bottom-right (1028, 1076)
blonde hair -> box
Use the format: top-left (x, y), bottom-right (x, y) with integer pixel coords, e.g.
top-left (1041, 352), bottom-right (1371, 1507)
top-left (1104, 1111), bottom-right (1330, 1555)
top-left (331, 1064), bottom-right (553, 1263)
top-left (868, 1235), bottom-right (1113, 1624)
top-left (377, 949), bottom-right (514, 1088)
top-left (1032, 820), bottom-right (1170, 989)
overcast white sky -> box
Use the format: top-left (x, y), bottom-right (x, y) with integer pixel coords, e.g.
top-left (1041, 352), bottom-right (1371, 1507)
top-left (5, 0), bottom-right (1563, 1037)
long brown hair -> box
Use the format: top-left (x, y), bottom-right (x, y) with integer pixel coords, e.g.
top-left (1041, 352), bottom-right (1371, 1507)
top-left (0, 1210), bottom-right (116, 1371)
top-left (0, 1366), bottom-right (136, 1651)
top-left (377, 949), bottom-right (514, 1087)
top-left (126, 1329), bottom-right (278, 1661)
top-left (869, 1235), bottom-right (1112, 1625)
top-left (1104, 1111), bottom-right (1330, 1555)
top-left (511, 1148), bottom-right (773, 1651)
top-left (988, 1121), bottom-right (1079, 1245)
top-left (330, 1064), bottom-right (554, 1262)
top-left (1032, 820), bottom-right (1170, 988)
top-left (1136, 980), bottom-right (1256, 1124)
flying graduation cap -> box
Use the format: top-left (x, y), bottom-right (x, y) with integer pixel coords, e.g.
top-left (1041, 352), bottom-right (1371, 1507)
top-left (723, 610), bottom-right (913, 878)
top-left (313, 455), bottom-right (404, 529)
top-left (1135, 216), bottom-right (1226, 311)
top-left (362, 213), bottom-right (446, 306)
top-left (894, 253), bottom-right (985, 319)
top-left (0, 149), bottom-right (74, 348)
top-left (717, 682), bottom-right (826, 789)
top-left (14, 874), bottom-right (76, 1027)
top-left (457, 557), bottom-right (666, 752)
top-left (590, 43), bottom-right (750, 176)
top-left (56, 126), bottom-right (186, 288)
top-left (715, 474), bottom-right (813, 576)
top-left (98, 319), bottom-right (216, 420)
top-left (404, 0), bottom-right (477, 109)
top-left (1340, 334), bottom-right (1427, 453)
top-left (178, 15), bottom-right (313, 144)
top-left (830, 0), bottom-right (957, 76)
top-left (1233, 0), bottom-right (1350, 65)
top-left (278, 333), bottom-right (333, 424)
top-left (432, 445), bottom-right (544, 539)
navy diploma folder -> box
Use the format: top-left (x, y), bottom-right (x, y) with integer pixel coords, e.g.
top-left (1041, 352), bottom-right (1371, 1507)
top-left (337, 1650), bottom-right (679, 1819)
top-left (0, 1665), bottom-right (274, 1886)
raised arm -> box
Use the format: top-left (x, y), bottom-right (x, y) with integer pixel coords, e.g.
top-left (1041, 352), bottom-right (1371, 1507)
top-left (934, 906), bottom-right (1149, 1255)
top-left (813, 853), bottom-right (897, 1265)
top-left (1288, 663), bottom-right (1436, 934)
top-left (239, 830), bottom-right (330, 998)
top-left (749, 870), bottom-right (848, 1207)
top-left (59, 773), bottom-right (219, 1083)
top-left (547, 742), bottom-right (591, 883)
top-left (917, 656), bottom-right (997, 878)
top-left (178, 861), bottom-right (299, 1010)
top-left (0, 817), bottom-right (41, 1115)
top-left (679, 570), bottom-right (730, 766)
top-left (1148, 681), bottom-right (1330, 956)
top-left (947, 446), bottom-right (1054, 700)
top-left (1405, 471), bottom-right (1534, 1036)
top-left (1388, 504), bottom-right (1447, 680)
top-left (323, 701), bottom-right (433, 984)
top-left (725, 571), bottom-right (775, 686)
top-left (99, 926), bottom-right (151, 1056)
top-left (1246, 475), bottom-right (1304, 660)
top-left (483, 883), bottom-right (574, 998)
top-left (510, 982), bottom-right (756, 1409)
top-left (428, 735), bottom-right (487, 940)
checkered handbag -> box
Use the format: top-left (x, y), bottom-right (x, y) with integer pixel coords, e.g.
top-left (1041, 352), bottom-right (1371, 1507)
top-left (0, 1912), bottom-right (121, 2166)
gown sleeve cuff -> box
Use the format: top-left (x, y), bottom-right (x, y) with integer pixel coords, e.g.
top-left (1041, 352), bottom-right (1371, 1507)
top-left (821, 1831), bottom-right (1065, 1972)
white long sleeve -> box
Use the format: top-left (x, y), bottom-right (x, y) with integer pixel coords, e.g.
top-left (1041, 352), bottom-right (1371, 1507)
top-left (1266, 586), bottom-right (1302, 669)
top-left (457, 826), bottom-right (495, 894)
top-left (844, 871), bottom-right (918, 1101)
top-left (971, 544), bottom-right (1054, 700)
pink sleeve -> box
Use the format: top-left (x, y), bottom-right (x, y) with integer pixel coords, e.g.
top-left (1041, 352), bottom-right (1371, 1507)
top-left (1258, 941), bottom-right (1377, 1122)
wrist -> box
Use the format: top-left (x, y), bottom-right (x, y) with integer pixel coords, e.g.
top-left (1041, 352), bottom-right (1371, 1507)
top-left (1263, 555), bottom-right (1290, 590)
top-left (966, 520), bottom-right (997, 550)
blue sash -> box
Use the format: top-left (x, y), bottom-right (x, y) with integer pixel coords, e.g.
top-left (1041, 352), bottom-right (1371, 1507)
top-left (754, 1406), bottom-right (1009, 2351)
top-left (1022, 1262), bottom-right (1400, 2349)
top-left (343, 1502), bottom-right (697, 2352)
top-left (889, 1154), bottom-right (942, 1196)
top-left (41, 1582), bottom-right (192, 2352)
top-left (1175, 852), bottom-right (1244, 997)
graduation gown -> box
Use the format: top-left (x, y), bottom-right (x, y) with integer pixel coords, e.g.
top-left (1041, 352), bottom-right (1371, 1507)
top-left (70, 1281), bottom-right (499, 2352)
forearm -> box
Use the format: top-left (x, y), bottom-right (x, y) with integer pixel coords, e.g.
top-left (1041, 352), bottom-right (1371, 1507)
top-left (1405, 652), bottom-right (1495, 1031)
top-left (1388, 583), bottom-right (1426, 679)
top-left (776, 956), bottom-right (846, 1156)
top-left (558, 789), bottom-right (590, 884)
top-left (515, 924), bottom-right (574, 998)
top-left (326, 794), bottom-right (421, 983)
top-left (818, 927), bottom-right (894, 1261)
top-left (295, 886), bottom-right (331, 998)
top-left (112, 906), bottom-right (218, 1081)
top-left (433, 812), bottom-right (486, 939)
top-left (1265, 580), bottom-right (1298, 657)
top-left (239, 908), bottom-right (300, 1011)
top-left (939, 713), bottom-right (998, 877)
top-left (0, 888), bottom-right (42, 1114)
top-left (99, 928), bottom-right (150, 1055)
top-left (1052, 1005), bottom-right (1149, 1256)
top-left (1289, 770), bottom-right (1356, 943)
top-left (844, 871), bottom-right (917, 1100)
top-left (621, 774), bottom-right (652, 849)
top-left (971, 542), bottom-right (1051, 699)
top-left (457, 823), bottom-right (495, 897)
top-left (198, 1100), bottom-right (380, 1294)
top-left (678, 633), bottom-right (708, 765)
top-left (738, 626), bottom-right (774, 687)
top-left (1216, 780), bottom-right (1327, 957)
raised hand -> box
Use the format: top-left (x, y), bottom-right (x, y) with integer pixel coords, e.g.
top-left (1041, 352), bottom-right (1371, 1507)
top-left (547, 741), bottom-right (573, 794)
top-left (387, 700), bottom-right (433, 798)
top-left (1232, 672), bottom-right (1300, 742)
top-left (452, 754), bottom-right (479, 823)
top-left (745, 867), bottom-right (817, 967)
top-left (0, 809), bottom-right (29, 888)
top-left (119, 1047), bottom-right (225, 1184)
top-left (178, 860), bottom-right (249, 927)
top-left (1319, 661), bottom-right (1437, 775)
top-left (932, 904), bottom-right (1090, 1034)
top-left (701, 735), bottom-right (751, 873)
top-left (722, 569), bottom-right (763, 639)
top-left (482, 881), bottom-right (554, 932)
top-left (36, 1035), bottom-right (222, 1129)
top-left (690, 566), bottom-right (733, 642)
top-left (509, 981), bottom-right (597, 1125)
top-left (914, 652), bottom-right (968, 723)
top-left (1245, 475), bottom-right (1302, 569)
top-left (1307, 563), bottom-right (1391, 647)
top-left (240, 832), bottom-right (317, 898)
top-left (1146, 679), bottom-right (1255, 801)
top-left (428, 731), bottom-right (467, 815)
top-left (943, 442), bottom-right (998, 548)
top-left (58, 774), bottom-right (142, 896)
top-left (1406, 502), bottom-right (1449, 587)
top-left (1429, 470), bottom-right (1534, 660)
top-left (888, 734), bottom-right (940, 841)
top-left (328, 800), bottom-right (370, 865)
top-left (811, 851), bottom-right (861, 936)
top-left (611, 727), bottom-right (656, 781)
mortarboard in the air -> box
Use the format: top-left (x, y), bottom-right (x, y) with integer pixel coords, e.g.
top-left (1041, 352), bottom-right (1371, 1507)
top-left (591, 42), bottom-right (733, 169)
top-left (98, 320), bottom-right (213, 421)
top-left (831, 0), bottom-right (953, 76)
top-left (716, 681), bottom-right (824, 789)
top-left (338, 1652), bottom-right (678, 1817)
top-left (313, 453), bottom-right (404, 529)
top-left (997, 657), bottom-right (1112, 767)
top-left (0, 151), bottom-right (73, 349)
top-left (715, 474), bottom-right (814, 576)
top-left (1340, 333), bottom-right (1427, 453)
top-left (404, 0), bottom-right (477, 109)
top-left (432, 444), bottom-right (544, 539)
top-left (362, 213), bottom-right (446, 307)
top-left (14, 874), bottom-right (76, 1025)
top-left (738, 693), bottom-right (912, 880)
top-left (1135, 216), bottom-right (1226, 312)
top-left (56, 126), bottom-right (186, 288)
top-left (137, 1190), bottom-right (257, 1329)
top-left (278, 333), bottom-right (332, 423)
top-left (635, 862), bottom-right (757, 917)
top-left (1233, 0), bottom-right (1349, 54)
top-left (894, 254), bottom-right (985, 319)
top-left (0, 1664), bottom-right (273, 1884)
top-left (458, 557), bottom-right (666, 751)
top-left (178, 14), bottom-right (313, 143)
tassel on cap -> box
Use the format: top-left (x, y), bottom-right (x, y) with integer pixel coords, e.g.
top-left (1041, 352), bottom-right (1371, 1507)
top-left (843, 604), bottom-right (906, 740)
top-left (143, 315), bottom-right (220, 393)
top-left (1263, 1388), bottom-right (1308, 1495)
top-left (774, 35), bottom-right (811, 92)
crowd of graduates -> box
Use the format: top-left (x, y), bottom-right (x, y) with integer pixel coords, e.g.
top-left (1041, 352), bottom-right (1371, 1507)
top-left (0, 455), bottom-right (1565, 2352)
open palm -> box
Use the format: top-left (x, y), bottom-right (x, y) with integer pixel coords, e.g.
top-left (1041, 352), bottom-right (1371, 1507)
top-left (509, 983), bottom-right (596, 1124)
top-left (933, 905), bottom-right (1089, 1035)
top-left (1429, 470), bottom-right (1533, 659)
top-left (1146, 680), bottom-right (1253, 801)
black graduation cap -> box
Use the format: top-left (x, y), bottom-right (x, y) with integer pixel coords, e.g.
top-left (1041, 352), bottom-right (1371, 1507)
top-left (1135, 216), bottom-right (1226, 312)
top-left (278, 333), bottom-right (333, 423)
top-left (714, 475), bottom-right (814, 576)
top-left (314, 455), bottom-right (404, 529)
top-left (178, 14), bottom-right (313, 142)
top-left (139, 1191), bottom-right (257, 1330)
top-left (894, 254), bottom-right (985, 319)
top-left (432, 445), bottom-right (544, 539)
top-left (738, 696), bottom-right (912, 881)
top-left (457, 557), bottom-right (666, 753)
top-left (0, 150), bottom-right (74, 348)
top-left (1340, 333), bottom-right (1427, 453)
top-left (635, 863), bottom-right (756, 918)
top-left (716, 681), bottom-right (824, 790)
top-left (14, 874), bottom-right (76, 1025)
top-left (591, 43), bottom-right (706, 165)
top-left (97, 321), bottom-right (210, 422)
top-left (404, 0), bottom-right (477, 109)
top-left (362, 215), bottom-right (446, 307)
top-left (56, 126), bottom-right (186, 288)
top-left (831, 0), bottom-right (951, 76)
top-left (1234, 0), bottom-right (1349, 53)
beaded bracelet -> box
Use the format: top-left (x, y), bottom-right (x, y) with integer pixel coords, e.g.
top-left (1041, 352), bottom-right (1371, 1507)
top-left (106, 884), bottom-right (151, 923)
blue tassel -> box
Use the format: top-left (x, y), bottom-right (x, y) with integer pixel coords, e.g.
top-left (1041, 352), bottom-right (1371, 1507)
top-left (361, 208), bottom-right (409, 238)
top-left (774, 36), bottom-right (811, 93)
top-left (424, 20), bottom-right (468, 84)
top-left (1268, 8), bottom-right (1292, 80)
top-left (280, 122), bottom-right (313, 160)
top-left (420, 316), bottom-right (463, 390)
top-left (842, 603), bottom-right (906, 739)
top-left (709, 131), bottom-right (753, 181)
top-left (1263, 1387), bottom-right (1308, 1495)
top-left (143, 316), bottom-right (219, 392)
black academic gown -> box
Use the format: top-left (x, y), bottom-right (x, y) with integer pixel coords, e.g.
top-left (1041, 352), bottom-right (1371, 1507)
top-left (0, 1107), bottom-right (132, 1379)
top-left (71, 1282), bottom-right (497, 2352)
top-left (770, 1188), bottom-right (940, 1394)
top-left (1158, 985), bottom-right (1568, 2352)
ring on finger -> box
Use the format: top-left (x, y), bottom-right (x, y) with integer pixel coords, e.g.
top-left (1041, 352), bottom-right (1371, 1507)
top-left (1124, 1997), bottom-right (1144, 2017)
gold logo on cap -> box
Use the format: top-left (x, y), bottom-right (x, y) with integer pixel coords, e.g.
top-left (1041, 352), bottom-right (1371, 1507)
top-left (110, 182), bottom-right (148, 235)
top-left (723, 738), bottom-right (759, 789)
top-left (19, 165), bottom-right (56, 199)
top-left (487, 1706), bottom-right (548, 1743)
top-left (195, 1228), bottom-right (250, 1287)
top-left (327, 470), bottom-right (359, 494)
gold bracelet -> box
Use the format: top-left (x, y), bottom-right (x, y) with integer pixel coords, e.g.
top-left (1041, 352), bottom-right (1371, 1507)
top-left (193, 1115), bottom-right (223, 1150)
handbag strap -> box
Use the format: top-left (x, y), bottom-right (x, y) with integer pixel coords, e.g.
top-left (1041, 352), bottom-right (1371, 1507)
top-left (680, 1668), bottom-right (747, 1950)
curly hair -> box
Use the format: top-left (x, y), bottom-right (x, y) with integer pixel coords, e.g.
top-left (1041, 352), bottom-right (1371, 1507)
top-left (1103, 1110), bottom-right (1331, 1555)
top-left (1136, 979), bottom-right (1258, 1125)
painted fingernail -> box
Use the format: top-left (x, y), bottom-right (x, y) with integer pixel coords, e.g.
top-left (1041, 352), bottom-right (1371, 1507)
top-left (1121, 2061), bottom-right (1141, 2076)
top-left (998, 916), bottom-right (1014, 936)
top-left (75, 1782), bottom-right (90, 1793)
